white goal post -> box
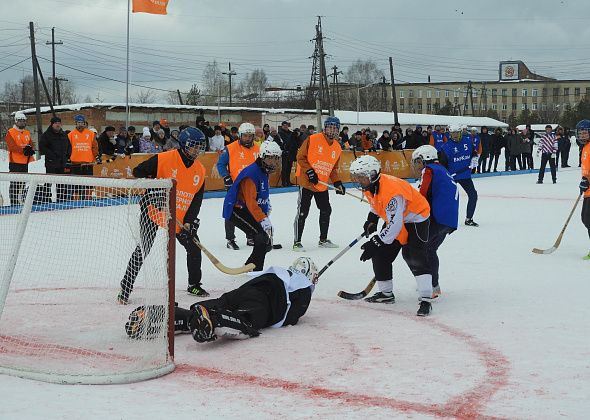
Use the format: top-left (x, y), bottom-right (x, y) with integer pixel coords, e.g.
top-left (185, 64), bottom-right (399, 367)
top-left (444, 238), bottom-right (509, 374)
top-left (0, 172), bottom-right (176, 384)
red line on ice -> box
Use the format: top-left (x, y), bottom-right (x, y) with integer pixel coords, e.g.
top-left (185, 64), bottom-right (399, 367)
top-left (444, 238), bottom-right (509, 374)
top-left (174, 309), bottom-right (510, 419)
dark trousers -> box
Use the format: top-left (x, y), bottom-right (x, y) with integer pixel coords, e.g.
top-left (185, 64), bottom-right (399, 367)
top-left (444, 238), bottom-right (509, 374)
top-left (372, 220), bottom-right (431, 281)
top-left (504, 149), bottom-right (510, 171)
top-left (522, 153), bottom-right (534, 170)
top-left (229, 206), bottom-right (269, 271)
top-left (560, 141), bottom-right (571, 167)
top-left (121, 200), bottom-right (202, 298)
top-left (8, 162), bottom-right (28, 205)
top-left (425, 222), bottom-right (455, 288)
top-left (281, 152), bottom-right (293, 186)
top-left (487, 152), bottom-right (500, 172)
top-left (538, 153), bottom-right (557, 182)
top-left (457, 178), bottom-right (478, 219)
top-left (294, 187), bottom-right (331, 242)
top-left (582, 197), bottom-right (590, 239)
top-left (509, 155), bottom-right (522, 171)
top-left (477, 153), bottom-right (488, 173)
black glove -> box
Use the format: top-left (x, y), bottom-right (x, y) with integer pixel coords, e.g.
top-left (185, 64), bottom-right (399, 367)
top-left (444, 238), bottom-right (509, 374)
top-left (64, 159), bottom-right (72, 173)
top-left (96, 155), bottom-right (102, 164)
top-left (580, 177), bottom-right (589, 194)
top-left (333, 180), bottom-right (345, 195)
top-left (306, 168), bottom-right (319, 184)
top-left (363, 215), bottom-right (379, 238)
top-left (360, 235), bottom-right (384, 262)
top-left (23, 145), bottom-right (35, 157)
top-left (223, 175), bottom-right (233, 190)
top-left (177, 218), bottom-right (200, 248)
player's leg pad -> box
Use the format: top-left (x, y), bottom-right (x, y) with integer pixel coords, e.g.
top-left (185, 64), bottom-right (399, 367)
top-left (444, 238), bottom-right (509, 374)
top-left (188, 304), bottom-right (217, 343)
top-left (125, 305), bottom-right (166, 339)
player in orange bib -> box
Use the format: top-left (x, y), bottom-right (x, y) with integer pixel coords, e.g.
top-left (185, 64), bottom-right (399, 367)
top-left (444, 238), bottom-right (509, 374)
top-left (5, 112), bottom-right (35, 205)
top-left (350, 155), bottom-right (435, 316)
top-left (575, 120), bottom-right (590, 260)
top-left (118, 128), bottom-right (209, 304)
top-left (293, 116), bottom-right (345, 251)
top-left (67, 114), bottom-right (99, 175)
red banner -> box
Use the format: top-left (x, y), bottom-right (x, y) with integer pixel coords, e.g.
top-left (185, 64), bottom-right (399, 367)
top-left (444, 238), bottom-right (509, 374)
top-left (132, 0), bottom-right (169, 15)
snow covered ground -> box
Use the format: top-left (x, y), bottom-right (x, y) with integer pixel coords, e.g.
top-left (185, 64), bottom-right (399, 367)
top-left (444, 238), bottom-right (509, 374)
top-left (1, 161), bottom-right (589, 419)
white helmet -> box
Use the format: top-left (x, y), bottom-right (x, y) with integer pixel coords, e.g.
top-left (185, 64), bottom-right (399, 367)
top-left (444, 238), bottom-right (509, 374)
top-left (412, 145), bottom-right (438, 165)
top-left (470, 126), bottom-right (478, 132)
top-left (349, 155), bottom-right (381, 190)
top-left (259, 141), bottom-right (282, 172)
top-left (14, 112), bottom-right (26, 123)
top-left (238, 122), bottom-right (256, 137)
top-left (289, 257), bottom-right (318, 284)
top-left (449, 124), bottom-right (462, 133)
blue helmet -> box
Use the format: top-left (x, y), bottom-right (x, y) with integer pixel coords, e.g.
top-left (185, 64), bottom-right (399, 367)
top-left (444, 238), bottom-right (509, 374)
top-left (178, 127), bottom-right (207, 159)
top-left (73, 114), bottom-right (86, 123)
top-left (576, 119), bottom-right (590, 144)
top-left (324, 116), bottom-right (340, 130)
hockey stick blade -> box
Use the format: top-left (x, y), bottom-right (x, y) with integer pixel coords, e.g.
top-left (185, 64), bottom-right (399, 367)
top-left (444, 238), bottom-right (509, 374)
top-left (176, 219), bottom-right (255, 275)
top-left (531, 194), bottom-right (582, 256)
top-left (338, 278), bottom-right (376, 300)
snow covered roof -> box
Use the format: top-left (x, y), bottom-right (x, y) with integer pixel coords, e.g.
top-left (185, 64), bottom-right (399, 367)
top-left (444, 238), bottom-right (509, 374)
top-left (516, 124), bottom-right (559, 131)
top-left (334, 110), bottom-right (508, 128)
top-left (16, 102), bottom-right (319, 115)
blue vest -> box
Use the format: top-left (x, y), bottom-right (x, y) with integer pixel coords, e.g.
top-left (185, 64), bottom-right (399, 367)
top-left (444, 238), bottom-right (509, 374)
top-left (472, 134), bottom-right (481, 151)
top-left (222, 162), bottom-right (270, 219)
top-left (432, 131), bottom-right (445, 151)
top-left (426, 163), bottom-right (459, 229)
top-left (441, 136), bottom-right (473, 181)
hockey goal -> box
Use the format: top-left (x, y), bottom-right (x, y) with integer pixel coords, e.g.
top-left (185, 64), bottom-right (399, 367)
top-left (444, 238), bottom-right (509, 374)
top-left (0, 172), bottom-right (176, 384)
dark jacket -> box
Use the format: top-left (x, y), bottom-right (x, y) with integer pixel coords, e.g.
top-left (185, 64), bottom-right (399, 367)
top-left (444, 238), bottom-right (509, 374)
top-left (480, 132), bottom-right (491, 155)
top-left (278, 127), bottom-right (295, 155)
top-left (377, 134), bottom-right (392, 151)
top-left (98, 132), bottom-right (116, 156)
top-left (39, 126), bottom-right (71, 170)
top-left (490, 133), bottom-right (505, 154)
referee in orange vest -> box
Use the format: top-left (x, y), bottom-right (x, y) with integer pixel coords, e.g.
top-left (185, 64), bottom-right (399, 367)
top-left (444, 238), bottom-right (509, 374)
top-left (5, 111), bottom-right (35, 205)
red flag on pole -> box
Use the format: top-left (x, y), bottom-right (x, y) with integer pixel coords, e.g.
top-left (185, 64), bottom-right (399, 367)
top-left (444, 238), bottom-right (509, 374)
top-left (132, 0), bottom-right (169, 15)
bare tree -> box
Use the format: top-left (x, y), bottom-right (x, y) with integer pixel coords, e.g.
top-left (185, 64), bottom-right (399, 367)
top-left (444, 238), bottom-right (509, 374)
top-left (202, 61), bottom-right (228, 105)
top-left (341, 59), bottom-right (385, 111)
top-left (132, 89), bottom-right (157, 104)
top-left (1, 75), bottom-right (78, 105)
top-left (239, 69), bottom-right (268, 101)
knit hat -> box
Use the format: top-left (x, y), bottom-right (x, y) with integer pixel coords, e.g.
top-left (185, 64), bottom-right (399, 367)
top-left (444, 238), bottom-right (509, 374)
top-left (142, 127), bottom-right (151, 138)
top-left (50, 116), bottom-right (61, 124)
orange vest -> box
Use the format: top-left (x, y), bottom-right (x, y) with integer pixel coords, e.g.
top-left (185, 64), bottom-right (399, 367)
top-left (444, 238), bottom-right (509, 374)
top-left (6, 128), bottom-right (34, 164)
top-left (296, 133), bottom-right (342, 192)
top-left (68, 128), bottom-right (96, 163)
top-left (151, 150), bottom-right (206, 233)
top-left (582, 142), bottom-right (590, 198)
top-left (226, 141), bottom-right (260, 180)
top-left (363, 174), bottom-right (430, 245)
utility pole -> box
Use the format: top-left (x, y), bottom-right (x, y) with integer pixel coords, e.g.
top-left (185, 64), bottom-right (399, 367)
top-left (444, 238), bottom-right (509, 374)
top-left (45, 27), bottom-right (63, 104)
top-left (54, 77), bottom-right (68, 105)
top-left (177, 89), bottom-right (183, 105)
top-left (330, 65), bottom-right (342, 110)
top-left (479, 82), bottom-right (487, 117)
top-left (381, 76), bottom-right (387, 111)
top-left (222, 62), bottom-right (236, 106)
top-left (308, 16), bottom-right (331, 115)
top-left (29, 22), bottom-right (42, 147)
top-left (467, 80), bottom-right (475, 117)
top-left (389, 57), bottom-right (399, 124)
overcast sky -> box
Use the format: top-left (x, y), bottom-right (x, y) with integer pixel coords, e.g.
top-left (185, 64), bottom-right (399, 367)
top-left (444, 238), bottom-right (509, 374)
top-left (1, 0), bottom-right (589, 103)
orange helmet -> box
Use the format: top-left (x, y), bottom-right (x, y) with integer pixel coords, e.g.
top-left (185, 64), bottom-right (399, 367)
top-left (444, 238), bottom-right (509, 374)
top-left (159, 118), bottom-right (169, 127)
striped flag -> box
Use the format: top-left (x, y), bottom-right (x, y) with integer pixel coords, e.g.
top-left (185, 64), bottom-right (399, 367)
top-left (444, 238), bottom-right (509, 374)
top-left (132, 0), bottom-right (169, 15)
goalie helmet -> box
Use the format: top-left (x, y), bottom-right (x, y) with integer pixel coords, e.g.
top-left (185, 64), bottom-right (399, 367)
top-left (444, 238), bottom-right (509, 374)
top-left (258, 141), bottom-right (282, 172)
top-left (14, 112), bottom-right (26, 123)
top-left (238, 122), bottom-right (256, 147)
top-left (289, 257), bottom-right (319, 284)
top-left (323, 116), bottom-right (341, 139)
top-left (178, 127), bottom-right (207, 160)
top-left (411, 145), bottom-right (439, 171)
top-left (349, 155), bottom-right (381, 191)
top-left (576, 119), bottom-right (590, 144)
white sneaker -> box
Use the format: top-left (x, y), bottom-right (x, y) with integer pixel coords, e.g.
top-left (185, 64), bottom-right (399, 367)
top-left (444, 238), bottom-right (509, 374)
top-left (318, 239), bottom-right (339, 248)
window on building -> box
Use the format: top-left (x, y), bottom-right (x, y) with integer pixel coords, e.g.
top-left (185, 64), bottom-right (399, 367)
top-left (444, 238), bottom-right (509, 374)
top-left (418, 90), bottom-right (423, 98)
top-left (435, 90), bottom-right (440, 98)
top-left (427, 104), bottom-right (432, 111)
top-left (502, 104), bottom-right (507, 110)
top-left (491, 88), bottom-right (497, 98)
top-left (532, 103), bottom-right (538, 111)
top-left (501, 88), bottom-right (507, 97)
top-left (512, 88), bottom-right (517, 97)
top-left (541, 103), bottom-right (547, 110)
top-left (400, 104), bottom-right (405, 111)
top-left (481, 104), bottom-right (487, 111)
top-left (553, 87), bottom-right (559, 97)
top-left (463, 89), bottom-right (468, 98)
top-left (445, 90), bottom-right (450, 98)
top-left (532, 88), bottom-right (538, 97)
top-left (575, 87), bottom-right (580, 97)
top-left (492, 103), bottom-right (498, 110)
top-left (473, 104), bottom-right (478, 110)
top-left (417, 103), bottom-right (423, 110)
top-left (512, 103), bottom-right (517, 110)
top-left (586, 87), bottom-right (590, 97)
top-left (464, 104), bottom-right (469, 110)
top-left (399, 90), bottom-right (404, 98)
top-left (427, 90), bottom-right (432, 98)
top-left (522, 88), bottom-right (528, 97)
top-left (473, 89), bottom-right (478, 98)
top-left (542, 88), bottom-right (547, 97)
top-left (564, 87), bottom-right (570, 96)
top-left (409, 90), bottom-right (414, 98)
top-left (522, 103), bottom-right (527, 110)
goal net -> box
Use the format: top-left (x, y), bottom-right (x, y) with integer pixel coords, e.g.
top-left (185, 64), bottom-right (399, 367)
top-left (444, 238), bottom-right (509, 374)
top-left (0, 172), bottom-right (175, 384)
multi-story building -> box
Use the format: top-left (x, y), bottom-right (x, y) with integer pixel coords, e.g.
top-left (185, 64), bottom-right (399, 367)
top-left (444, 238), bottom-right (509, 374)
top-left (394, 61), bottom-right (590, 122)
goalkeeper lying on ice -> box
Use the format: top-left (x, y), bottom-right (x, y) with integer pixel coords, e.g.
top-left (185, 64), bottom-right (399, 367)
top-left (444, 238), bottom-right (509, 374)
top-left (125, 257), bottom-right (317, 342)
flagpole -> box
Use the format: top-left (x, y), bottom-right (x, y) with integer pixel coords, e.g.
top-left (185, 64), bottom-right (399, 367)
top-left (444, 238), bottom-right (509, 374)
top-left (125, 0), bottom-right (130, 129)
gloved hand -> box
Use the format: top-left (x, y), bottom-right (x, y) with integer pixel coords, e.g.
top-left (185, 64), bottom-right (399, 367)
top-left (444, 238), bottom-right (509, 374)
top-left (333, 180), bottom-right (345, 195)
top-left (260, 217), bottom-right (273, 236)
top-left (177, 218), bottom-right (200, 247)
top-left (363, 220), bottom-right (378, 238)
top-left (469, 156), bottom-right (479, 169)
top-left (223, 175), bottom-right (233, 190)
top-left (580, 177), bottom-right (589, 194)
top-left (96, 155), bottom-right (102, 164)
top-left (360, 235), bottom-right (384, 262)
top-left (23, 144), bottom-right (35, 157)
top-left (64, 159), bottom-right (72, 173)
top-left (306, 168), bottom-right (319, 184)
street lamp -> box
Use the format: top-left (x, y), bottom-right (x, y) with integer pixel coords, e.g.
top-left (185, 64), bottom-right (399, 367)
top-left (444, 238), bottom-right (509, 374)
top-left (357, 81), bottom-right (382, 129)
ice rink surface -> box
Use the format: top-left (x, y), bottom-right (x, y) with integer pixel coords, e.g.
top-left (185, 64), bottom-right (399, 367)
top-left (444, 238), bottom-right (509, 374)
top-left (1, 162), bottom-right (589, 419)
